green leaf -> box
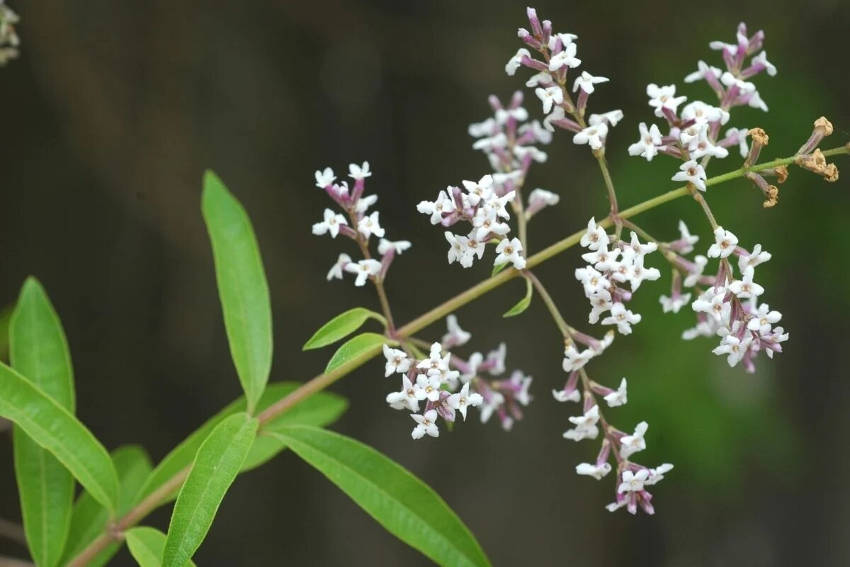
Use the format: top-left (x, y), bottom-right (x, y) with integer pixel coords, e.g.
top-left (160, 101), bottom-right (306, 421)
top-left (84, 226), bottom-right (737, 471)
top-left (271, 425), bottom-right (491, 567)
top-left (61, 446), bottom-right (153, 567)
top-left (0, 361), bottom-right (119, 512)
top-left (325, 332), bottom-right (390, 373)
top-left (9, 278), bottom-right (76, 567)
top-left (138, 382), bottom-right (347, 503)
top-left (303, 307), bottom-right (384, 350)
top-left (163, 412), bottom-right (258, 567)
top-left (202, 170), bottom-right (273, 414)
top-left (126, 527), bottom-right (196, 567)
top-left (491, 262), bottom-right (508, 277)
top-left (502, 278), bottom-right (533, 318)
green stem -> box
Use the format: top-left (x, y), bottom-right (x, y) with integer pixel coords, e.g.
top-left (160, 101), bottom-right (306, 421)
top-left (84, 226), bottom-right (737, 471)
top-left (525, 271), bottom-right (570, 338)
top-left (65, 144), bottom-right (849, 566)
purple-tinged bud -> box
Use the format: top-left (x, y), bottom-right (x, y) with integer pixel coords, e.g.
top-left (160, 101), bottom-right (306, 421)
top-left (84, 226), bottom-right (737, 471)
top-left (526, 7), bottom-right (543, 38)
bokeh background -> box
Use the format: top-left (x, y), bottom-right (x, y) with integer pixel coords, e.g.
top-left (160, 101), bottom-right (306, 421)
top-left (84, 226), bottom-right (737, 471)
top-left (2, 1), bottom-right (849, 565)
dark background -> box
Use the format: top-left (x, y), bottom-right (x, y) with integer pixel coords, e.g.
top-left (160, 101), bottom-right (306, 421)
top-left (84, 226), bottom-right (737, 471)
top-left (2, 1), bottom-right (850, 565)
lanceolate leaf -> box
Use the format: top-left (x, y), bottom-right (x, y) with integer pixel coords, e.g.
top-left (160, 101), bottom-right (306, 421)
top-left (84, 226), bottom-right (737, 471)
top-left (502, 278), bottom-right (533, 318)
top-left (163, 412), bottom-right (258, 567)
top-left (138, 382), bottom-right (347, 502)
top-left (491, 262), bottom-right (508, 277)
top-left (202, 170), bottom-right (273, 415)
top-left (61, 446), bottom-right (153, 567)
top-left (0, 362), bottom-right (119, 512)
top-left (325, 332), bottom-right (391, 373)
top-left (303, 307), bottom-right (385, 350)
top-left (271, 425), bottom-right (491, 567)
top-left (126, 527), bottom-right (196, 567)
top-left (9, 278), bottom-right (76, 567)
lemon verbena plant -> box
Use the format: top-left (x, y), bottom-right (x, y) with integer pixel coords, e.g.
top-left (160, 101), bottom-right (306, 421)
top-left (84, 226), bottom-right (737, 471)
top-left (0, 5), bottom-right (847, 566)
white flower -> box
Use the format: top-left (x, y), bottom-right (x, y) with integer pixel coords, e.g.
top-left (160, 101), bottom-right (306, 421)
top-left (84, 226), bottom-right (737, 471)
top-left (357, 211), bottom-right (385, 239)
top-left (628, 122), bottom-right (663, 161)
top-left (573, 71), bottom-right (609, 94)
top-left (528, 188), bottom-right (559, 207)
top-left (580, 217), bottom-right (609, 251)
top-left (552, 387), bottom-right (580, 403)
top-left (414, 374), bottom-right (442, 402)
top-left (645, 463), bottom-right (674, 486)
top-left (604, 378), bottom-right (628, 407)
top-left (683, 255), bottom-right (708, 288)
top-left (619, 421), bottom-right (648, 459)
top-left (692, 286), bottom-right (731, 323)
top-left (563, 405), bottom-right (600, 441)
top-left (505, 48), bottom-right (530, 76)
top-left (445, 232), bottom-right (464, 265)
top-left (601, 302), bottom-right (642, 335)
top-left (747, 302), bottom-right (782, 334)
top-left (707, 227), bottom-right (738, 258)
top-left (344, 259), bottom-right (381, 286)
top-left (573, 123), bottom-right (608, 150)
top-left (681, 101), bottom-right (728, 125)
top-left (314, 167), bottom-right (336, 188)
top-left (646, 83), bottom-right (686, 117)
top-left (562, 345), bottom-right (594, 373)
top-left (738, 244), bottom-right (771, 272)
top-left (312, 208), bottom-right (348, 238)
top-left (411, 410), bottom-right (439, 439)
top-left (684, 60), bottom-right (723, 83)
top-left (728, 266), bottom-right (764, 299)
top-left (677, 220), bottom-right (699, 253)
top-left (326, 253), bottom-right (351, 281)
top-left (576, 462), bottom-right (612, 480)
top-left (672, 160), bottom-right (707, 191)
top-left (442, 314), bottom-right (471, 348)
top-left (417, 189), bottom-right (456, 225)
top-left (461, 175), bottom-right (495, 207)
top-left (751, 51), bottom-right (777, 76)
top-left (548, 43), bottom-right (581, 71)
top-left (386, 376), bottom-right (419, 412)
top-left (618, 469), bottom-right (650, 493)
top-left (659, 293), bottom-right (692, 313)
top-left (355, 194), bottom-right (379, 214)
top-left (525, 71), bottom-right (552, 88)
top-left (348, 161), bottom-right (372, 180)
top-left (494, 237), bottom-right (526, 270)
top-left (448, 383), bottom-right (483, 421)
top-left (378, 239), bottom-right (412, 256)
top-left (589, 110), bottom-right (624, 127)
top-left (383, 344), bottom-right (410, 377)
top-left (712, 333), bottom-right (753, 367)
top-left (535, 86), bottom-right (564, 114)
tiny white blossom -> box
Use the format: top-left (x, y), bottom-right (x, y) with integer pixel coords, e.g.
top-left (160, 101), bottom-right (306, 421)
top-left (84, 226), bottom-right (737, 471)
top-left (326, 253), bottom-right (352, 281)
top-left (601, 302), bottom-right (642, 335)
top-left (619, 421), bottom-right (648, 459)
top-left (552, 387), bottom-right (581, 403)
top-left (573, 122), bottom-right (608, 150)
top-left (646, 83), bottom-right (686, 117)
top-left (707, 227), bottom-right (738, 258)
top-left (378, 239), bottom-right (412, 256)
top-left (345, 259), bottom-right (381, 286)
top-left (645, 463), bottom-right (674, 486)
top-left (443, 314), bottom-right (471, 347)
top-left (461, 175), bottom-right (495, 207)
top-left (659, 293), bottom-right (692, 313)
top-left (417, 189), bottom-right (456, 225)
top-left (414, 374), bottom-right (442, 402)
top-left (712, 333), bottom-right (753, 367)
top-left (505, 48), bottom-right (530, 76)
top-left (494, 237), bottom-right (526, 270)
top-left (628, 122), bottom-right (663, 161)
top-left (747, 303), bottom-right (782, 334)
top-left (573, 71), bottom-right (609, 94)
top-left (738, 243), bottom-right (771, 272)
top-left (355, 194), bottom-right (379, 214)
top-left (728, 266), bottom-right (764, 299)
top-left (548, 43), bottom-right (581, 71)
top-left (589, 110), bottom-right (624, 127)
top-left (563, 405), bottom-right (600, 441)
top-left (684, 60), bottom-right (723, 83)
top-left (576, 462), bottom-right (612, 480)
top-left (618, 469), bottom-right (650, 493)
top-left (751, 51), bottom-right (777, 76)
top-left (528, 188), bottom-right (559, 207)
top-left (411, 410), bottom-right (439, 439)
top-left (692, 286), bottom-right (731, 322)
top-left (677, 220), bottom-right (699, 254)
top-left (312, 208), bottom-right (348, 238)
top-left (580, 217), bottom-right (609, 251)
top-left (314, 167), bottom-right (336, 188)
top-left (683, 255), bottom-right (708, 288)
top-left (386, 375), bottom-right (419, 412)
top-left (348, 161), bottom-right (371, 180)
top-left (535, 86), bottom-right (564, 114)
top-left (604, 378), bottom-right (628, 407)
top-left (357, 211), bottom-right (385, 239)
top-left (447, 383), bottom-right (483, 421)
top-left (672, 160), bottom-right (707, 191)
top-left (383, 344), bottom-right (411, 377)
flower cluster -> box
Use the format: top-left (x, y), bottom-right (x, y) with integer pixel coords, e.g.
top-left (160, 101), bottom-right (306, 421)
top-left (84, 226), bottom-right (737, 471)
top-left (575, 218), bottom-right (660, 335)
top-left (555, 362), bottom-right (673, 514)
top-left (0, 0), bottom-right (19, 65)
top-left (384, 315), bottom-right (532, 437)
top-left (508, 7), bottom-right (624, 152)
top-left (628, 23), bottom-right (777, 189)
top-left (660, 222), bottom-right (788, 372)
top-left (313, 162), bottom-right (411, 287)
top-left (417, 174), bottom-right (525, 270)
